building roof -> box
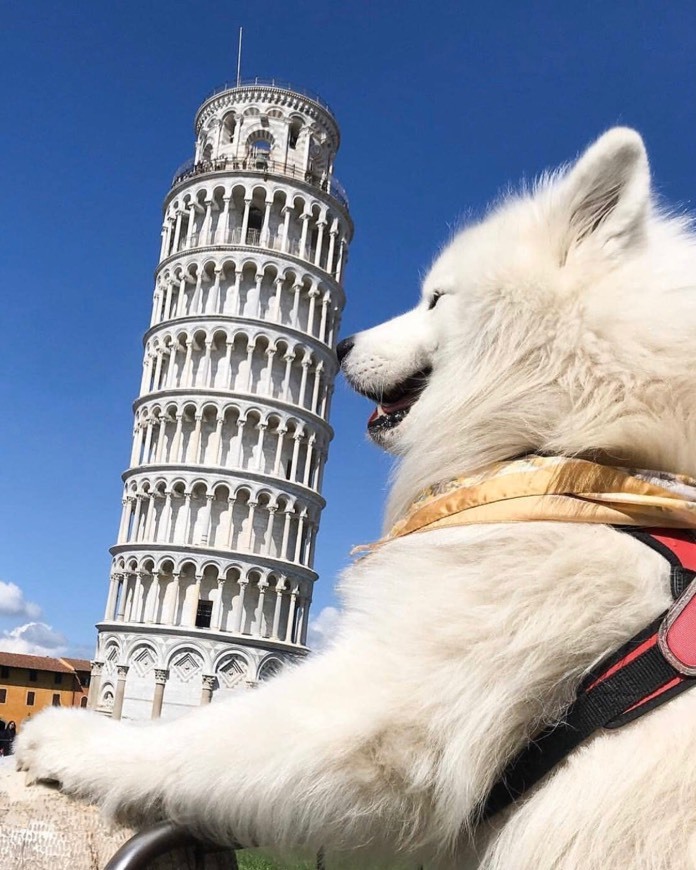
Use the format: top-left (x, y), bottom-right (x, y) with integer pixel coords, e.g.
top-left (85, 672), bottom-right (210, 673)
top-left (60, 657), bottom-right (92, 672)
top-left (0, 652), bottom-right (90, 675)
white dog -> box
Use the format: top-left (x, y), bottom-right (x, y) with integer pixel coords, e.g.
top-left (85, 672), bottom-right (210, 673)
top-left (15, 128), bottom-right (696, 869)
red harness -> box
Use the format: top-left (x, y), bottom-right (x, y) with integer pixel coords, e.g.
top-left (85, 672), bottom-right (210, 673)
top-left (482, 527), bottom-right (696, 820)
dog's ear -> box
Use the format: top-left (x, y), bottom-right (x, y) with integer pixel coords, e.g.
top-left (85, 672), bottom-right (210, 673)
top-left (559, 127), bottom-right (650, 260)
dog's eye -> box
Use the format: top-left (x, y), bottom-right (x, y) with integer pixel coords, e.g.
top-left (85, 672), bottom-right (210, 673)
top-left (428, 292), bottom-right (444, 310)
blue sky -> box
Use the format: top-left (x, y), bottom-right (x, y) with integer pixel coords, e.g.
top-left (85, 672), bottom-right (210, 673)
top-left (1, 1), bottom-right (696, 656)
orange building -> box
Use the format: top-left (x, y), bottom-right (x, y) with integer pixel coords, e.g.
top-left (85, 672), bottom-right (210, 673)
top-left (0, 652), bottom-right (91, 729)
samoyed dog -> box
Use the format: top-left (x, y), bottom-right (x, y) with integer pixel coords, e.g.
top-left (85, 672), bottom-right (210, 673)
top-left (15, 128), bottom-right (696, 869)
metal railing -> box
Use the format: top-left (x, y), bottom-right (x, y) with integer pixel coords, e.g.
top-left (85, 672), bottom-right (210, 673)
top-left (105, 821), bottom-right (325, 869)
top-left (171, 156), bottom-right (349, 211)
top-left (202, 77), bottom-right (334, 116)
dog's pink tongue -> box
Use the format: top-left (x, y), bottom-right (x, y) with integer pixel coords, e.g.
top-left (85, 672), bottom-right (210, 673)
top-left (368, 406), bottom-right (383, 425)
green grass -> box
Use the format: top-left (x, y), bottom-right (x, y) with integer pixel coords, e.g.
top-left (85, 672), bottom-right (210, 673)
top-left (237, 851), bottom-right (315, 870)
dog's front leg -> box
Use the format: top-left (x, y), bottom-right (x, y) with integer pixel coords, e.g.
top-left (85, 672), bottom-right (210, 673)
top-left (14, 644), bottom-right (443, 860)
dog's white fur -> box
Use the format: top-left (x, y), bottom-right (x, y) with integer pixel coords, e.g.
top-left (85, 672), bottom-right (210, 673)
top-left (15, 129), bottom-right (696, 868)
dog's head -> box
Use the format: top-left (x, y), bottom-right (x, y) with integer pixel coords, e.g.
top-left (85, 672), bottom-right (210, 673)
top-left (340, 128), bottom-right (696, 520)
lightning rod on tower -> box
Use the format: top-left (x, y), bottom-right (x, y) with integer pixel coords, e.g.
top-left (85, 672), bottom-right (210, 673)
top-left (236, 27), bottom-right (243, 87)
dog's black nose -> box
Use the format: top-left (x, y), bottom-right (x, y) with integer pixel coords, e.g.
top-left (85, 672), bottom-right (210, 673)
top-left (336, 336), bottom-right (355, 365)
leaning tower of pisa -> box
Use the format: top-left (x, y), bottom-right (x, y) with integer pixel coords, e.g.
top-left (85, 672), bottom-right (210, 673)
top-left (88, 79), bottom-right (352, 721)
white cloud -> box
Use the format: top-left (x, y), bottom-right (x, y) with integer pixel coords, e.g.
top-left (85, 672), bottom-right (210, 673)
top-left (1, 622), bottom-right (69, 657)
top-left (307, 606), bottom-right (342, 651)
top-left (0, 580), bottom-right (41, 620)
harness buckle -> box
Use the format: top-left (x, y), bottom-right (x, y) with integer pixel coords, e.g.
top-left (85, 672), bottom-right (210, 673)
top-left (658, 579), bottom-right (696, 676)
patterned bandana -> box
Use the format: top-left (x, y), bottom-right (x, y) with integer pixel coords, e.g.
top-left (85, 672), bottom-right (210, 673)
top-left (362, 455), bottom-right (696, 552)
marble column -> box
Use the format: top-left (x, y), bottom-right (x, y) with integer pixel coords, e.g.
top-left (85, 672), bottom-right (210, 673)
top-left (319, 296), bottom-right (330, 343)
top-left (273, 427), bottom-right (287, 476)
top-left (326, 227), bottom-right (337, 276)
top-left (240, 198), bottom-right (251, 242)
top-left (116, 576), bottom-right (127, 621)
top-left (112, 664), bottom-right (129, 721)
top-left (271, 580), bottom-right (285, 640)
top-left (214, 577), bottom-right (226, 631)
top-left (151, 668), bottom-right (168, 720)
top-left (201, 674), bottom-right (216, 705)
top-left (104, 574), bottom-right (119, 620)
top-left (87, 661), bottom-right (104, 710)
top-left (281, 206), bottom-right (292, 253)
top-left (313, 221), bottom-right (326, 268)
top-left (234, 580), bottom-right (248, 633)
top-left (218, 195), bottom-right (231, 244)
top-left (299, 213), bottom-right (310, 259)
top-left (285, 591), bottom-right (298, 643)
top-left (254, 580), bottom-right (268, 637)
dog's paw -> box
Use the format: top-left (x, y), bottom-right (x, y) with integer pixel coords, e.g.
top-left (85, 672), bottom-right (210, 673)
top-left (14, 707), bottom-right (110, 791)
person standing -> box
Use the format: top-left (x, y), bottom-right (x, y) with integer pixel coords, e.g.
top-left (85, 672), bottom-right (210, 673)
top-left (4, 722), bottom-right (16, 755)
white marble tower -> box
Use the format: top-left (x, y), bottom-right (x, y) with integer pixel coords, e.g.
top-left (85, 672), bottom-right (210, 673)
top-left (88, 79), bottom-right (352, 721)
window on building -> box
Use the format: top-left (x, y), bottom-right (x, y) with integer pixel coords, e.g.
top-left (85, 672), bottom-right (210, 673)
top-left (0, 689), bottom-right (6, 703)
top-left (289, 119), bottom-right (302, 149)
top-left (250, 138), bottom-right (272, 170)
top-left (26, 691), bottom-right (35, 706)
top-left (0, 666), bottom-right (9, 678)
top-left (223, 114), bottom-right (236, 143)
top-left (54, 672), bottom-right (62, 685)
top-left (52, 694), bottom-right (60, 707)
top-left (79, 673), bottom-right (90, 687)
top-left (28, 670), bottom-right (37, 682)
top-left (255, 139), bottom-right (271, 153)
top-left (195, 600), bottom-right (213, 629)
top-left (248, 206), bottom-right (263, 231)
top-left (80, 697), bottom-right (88, 708)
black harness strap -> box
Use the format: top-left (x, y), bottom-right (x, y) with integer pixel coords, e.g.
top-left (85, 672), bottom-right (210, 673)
top-left (480, 528), bottom-right (696, 821)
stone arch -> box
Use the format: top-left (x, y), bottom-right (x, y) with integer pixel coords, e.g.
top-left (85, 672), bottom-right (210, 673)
top-left (218, 259), bottom-right (238, 314)
top-left (241, 568), bottom-right (263, 633)
top-left (209, 483), bottom-right (232, 549)
top-left (257, 656), bottom-right (284, 682)
top-left (229, 486), bottom-right (251, 551)
top-left (99, 683), bottom-right (115, 712)
top-left (240, 407), bottom-right (263, 469)
top-left (129, 642), bottom-right (158, 677)
top-left (174, 561), bottom-right (198, 625)
top-left (209, 328), bottom-right (230, 392)
top-left (249, 333), bottom-right (272, 395)
top-left (197, 563), bottom-right (220, 629)
top-left (219, 402), bottom-right (242, 467)
top-left (189, 327), bottom-right (209, 388)
top-left (188, 480), bottom-right (211, 546)
top-left (157, 556), bottom-right (176, 575)
top-left (103, 641), bottom-right (121, 676)
top-left (243, 186), bottom-right (268, 248)
top-left (251, 490), bottom-right (274, 554)
top-left (221, 111), bottom-right (237, 146)
top-left (215, 652), bottom-right (249, 690)
top-left (246, 129), bottom-right (275, 165)
top-left (199, 400), bottom-right (220, 465)
top-left (167, 645), bottom-right (206, 683)
top-left (215, 564), bottom-right (242, 633)
top-left (288, 114), bottom-right (304, 150)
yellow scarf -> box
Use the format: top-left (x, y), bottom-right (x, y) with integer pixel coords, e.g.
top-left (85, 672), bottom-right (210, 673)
top-left (368, 456), bottom-right (696, 551)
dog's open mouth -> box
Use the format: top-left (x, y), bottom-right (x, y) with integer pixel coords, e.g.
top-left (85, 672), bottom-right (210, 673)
top-left (366, 368), bottom-right (432, 433)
